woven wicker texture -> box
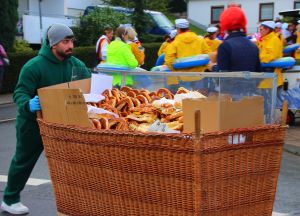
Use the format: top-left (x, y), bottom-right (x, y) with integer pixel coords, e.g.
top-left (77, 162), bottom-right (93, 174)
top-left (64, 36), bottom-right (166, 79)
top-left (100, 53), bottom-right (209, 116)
top-left (38, 119), bottom-right (285, 216)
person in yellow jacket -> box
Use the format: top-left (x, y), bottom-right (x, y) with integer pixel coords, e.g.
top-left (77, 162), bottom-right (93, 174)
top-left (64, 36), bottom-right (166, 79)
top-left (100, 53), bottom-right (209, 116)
top-left (164, 18), bottom-right (210, 87)
top-left (257, 21), bottom-right (284, 88)
top-left (157, 30), bottom-right (177, 57)
top-left (106, 26), bottom-right (138, 86)
top-left (125, 27), bottom-right (145, 66)
top-left (158, 35), bottom-right (171, 56)
top-left (274, 22), bottom-right (286, 47)
top-left (294, 21), bottom-right (300, 60)
top-left (204, 26), bottom-right (222, 53)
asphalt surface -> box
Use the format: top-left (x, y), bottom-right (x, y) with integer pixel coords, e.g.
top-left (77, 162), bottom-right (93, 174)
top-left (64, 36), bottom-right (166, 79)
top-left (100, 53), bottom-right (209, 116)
top-left (0, 104), bottom-right (299, 215)
top-left (0, 104), bottom-right (16, 122)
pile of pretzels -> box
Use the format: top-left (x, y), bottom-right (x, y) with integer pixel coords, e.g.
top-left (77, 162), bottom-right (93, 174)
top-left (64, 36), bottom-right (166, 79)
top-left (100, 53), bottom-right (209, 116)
top-left (88, 86), bottom-right (190, 132)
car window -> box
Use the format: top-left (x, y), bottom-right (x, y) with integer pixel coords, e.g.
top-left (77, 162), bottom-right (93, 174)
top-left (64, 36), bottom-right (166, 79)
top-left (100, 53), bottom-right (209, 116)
top-left (150, 13), bottom-right (174, 28)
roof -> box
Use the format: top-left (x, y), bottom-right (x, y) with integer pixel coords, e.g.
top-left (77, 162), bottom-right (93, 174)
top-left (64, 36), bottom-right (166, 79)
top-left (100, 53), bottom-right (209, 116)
top-left (279, 9), bottom-right (300, 18)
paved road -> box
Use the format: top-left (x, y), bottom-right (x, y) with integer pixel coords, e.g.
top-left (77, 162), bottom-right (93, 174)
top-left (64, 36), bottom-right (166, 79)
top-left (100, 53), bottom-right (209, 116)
top-left (0, 104), bottom-right (299, 215)
top-left (0, 104), bottom-right (16, 121)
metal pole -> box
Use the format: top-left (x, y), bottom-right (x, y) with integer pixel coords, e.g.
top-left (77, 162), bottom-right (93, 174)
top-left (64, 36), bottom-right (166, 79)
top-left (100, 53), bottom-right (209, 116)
top-left (38, 0), bottom-right (43, 43)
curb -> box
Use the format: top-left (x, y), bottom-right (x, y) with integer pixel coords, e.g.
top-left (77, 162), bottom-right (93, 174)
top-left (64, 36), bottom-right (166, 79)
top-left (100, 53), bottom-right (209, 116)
top-left (0, 101), bottom-right (14, 105)
top-left (283, 144), bottom-right (300, 156)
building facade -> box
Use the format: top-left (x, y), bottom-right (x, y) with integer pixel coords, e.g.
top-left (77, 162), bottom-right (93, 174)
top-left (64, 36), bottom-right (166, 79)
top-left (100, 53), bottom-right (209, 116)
top-left (187, 0), bottom-right (300, 33)
top-left (17, 0), bottom-right (103, 44)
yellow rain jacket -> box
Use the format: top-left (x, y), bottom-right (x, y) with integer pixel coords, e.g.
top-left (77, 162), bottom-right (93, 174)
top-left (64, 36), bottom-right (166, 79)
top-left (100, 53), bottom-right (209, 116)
top-left (276, 32), bottom-right (285, 48)
top-left (257, 31), bottom-right (283, 87)
top-left (157, 41), bottom-right (170, 56)
top-left (204, 37), bottom-right (222, 52)
top-left (128, 41), bottom-right (145, 66)
top-left (294, 32), bottom-right (300, 60)
top-left (165, 31), bottom-right (210, 85)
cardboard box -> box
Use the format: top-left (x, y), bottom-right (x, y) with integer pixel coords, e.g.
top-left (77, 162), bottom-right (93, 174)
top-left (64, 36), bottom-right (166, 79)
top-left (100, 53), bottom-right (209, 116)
top-left (182, 96), bottom-right (264, 133)
top-left (38, 78), bottom-right (93, 128)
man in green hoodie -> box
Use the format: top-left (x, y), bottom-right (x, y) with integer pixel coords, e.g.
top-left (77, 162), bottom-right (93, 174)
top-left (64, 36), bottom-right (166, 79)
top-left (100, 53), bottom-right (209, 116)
top-left (1, 23), bottom-right (90, 215)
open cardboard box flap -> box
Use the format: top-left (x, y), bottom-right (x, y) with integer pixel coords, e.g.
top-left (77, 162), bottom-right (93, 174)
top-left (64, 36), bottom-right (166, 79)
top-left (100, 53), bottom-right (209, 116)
top-left (38, 78), bottom-right (93, 128)
top-left (183, 96), bottom-right (264, 133)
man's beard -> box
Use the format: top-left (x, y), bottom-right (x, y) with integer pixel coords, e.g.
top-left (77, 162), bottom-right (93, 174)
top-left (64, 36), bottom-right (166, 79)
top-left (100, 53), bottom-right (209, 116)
top-left (57, 49), bottom-right (73, 59)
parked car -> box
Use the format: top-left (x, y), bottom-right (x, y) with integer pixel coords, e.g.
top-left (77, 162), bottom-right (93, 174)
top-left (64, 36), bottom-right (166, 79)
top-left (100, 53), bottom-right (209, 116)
top-left (84, 5), bottom-right (174, 35)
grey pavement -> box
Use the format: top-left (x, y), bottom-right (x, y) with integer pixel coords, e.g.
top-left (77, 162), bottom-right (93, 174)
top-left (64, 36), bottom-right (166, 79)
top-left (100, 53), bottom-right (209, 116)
top-left (0, 94), bottom-right (13, 105)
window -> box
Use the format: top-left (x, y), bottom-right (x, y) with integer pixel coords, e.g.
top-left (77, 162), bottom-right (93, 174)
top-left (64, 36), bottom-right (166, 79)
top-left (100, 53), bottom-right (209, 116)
top-left (259, 3), bottom-right (274, 21)
top-left (294, 1), bottom-right (300, 9)
top-left (211, 6), bottom-right (224, 24)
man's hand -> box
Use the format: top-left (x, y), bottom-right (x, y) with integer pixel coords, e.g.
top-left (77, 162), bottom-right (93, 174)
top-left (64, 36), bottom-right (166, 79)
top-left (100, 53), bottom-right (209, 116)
top-left (29, 96), bottom-right (41, 113)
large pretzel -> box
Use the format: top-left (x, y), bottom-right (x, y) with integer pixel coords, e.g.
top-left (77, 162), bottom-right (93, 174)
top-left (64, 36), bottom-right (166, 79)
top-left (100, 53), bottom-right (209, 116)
top-left (131, 97), bottom-right (141, 107)
top-left (102, 89), bottom-right (113, 97)
top-left (138, 92), bottom-right (152, 103)
top-left (136, 95), bottom-right (149, 104)
top-left (99, 117), bottom-right (109, 129)
top-left (120, 86), bottom-right (133, 93)
top-left (127, 91), bottom-right (137, 98)
top-left (157, 88), bottom-right (174, 99)
top-left (108, 118), bottom-right (127, 129)
top-left (149, 92), bottom-right (160, 101)
top-left (176, 87), bottom-right (189, 94)
top-left (166, 111), bottom-right (183, 121)
top-left (92, 119), bottom-right (102, 129)
top-left (116, 97), bottom-right (134, 111)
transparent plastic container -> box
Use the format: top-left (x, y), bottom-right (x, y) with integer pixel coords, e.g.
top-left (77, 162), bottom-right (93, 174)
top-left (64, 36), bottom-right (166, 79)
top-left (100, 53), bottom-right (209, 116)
top-left (73, 67), bottom-right (278, 124)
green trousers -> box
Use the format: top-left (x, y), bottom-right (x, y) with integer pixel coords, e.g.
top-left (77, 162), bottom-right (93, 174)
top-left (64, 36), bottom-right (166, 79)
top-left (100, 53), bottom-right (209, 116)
top-left (3, 117), bottom-right (43, 205)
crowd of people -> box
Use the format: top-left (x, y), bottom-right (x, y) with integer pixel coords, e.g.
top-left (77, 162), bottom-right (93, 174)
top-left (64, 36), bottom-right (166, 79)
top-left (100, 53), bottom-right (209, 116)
top-left (93, 5), bottom-right (299, 91)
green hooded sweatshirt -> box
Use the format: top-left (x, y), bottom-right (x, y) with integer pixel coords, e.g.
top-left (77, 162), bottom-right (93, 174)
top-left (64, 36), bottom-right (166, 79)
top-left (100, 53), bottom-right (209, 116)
top-left (3, 41), bottom-right (91, 205)
top-left (14, 40), bottom-right (91, 120)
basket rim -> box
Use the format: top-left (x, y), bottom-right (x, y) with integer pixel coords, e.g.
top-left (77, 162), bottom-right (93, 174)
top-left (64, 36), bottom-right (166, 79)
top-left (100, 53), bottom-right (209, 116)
top-left (37, 118), bottom-right (285, 138)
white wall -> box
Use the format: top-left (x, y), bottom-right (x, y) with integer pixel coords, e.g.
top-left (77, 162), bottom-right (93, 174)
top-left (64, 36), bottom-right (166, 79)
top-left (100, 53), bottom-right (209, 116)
top-left (188, 0), bottom-right (295, 34)
top-left (18, 0), bottom-right (29, 15)
top-left (67, 0), bottom-right (103, 9)
top-left (27, 0), bottom-right (65, 17)
top-left (23, 14), bottom-right (74, 44)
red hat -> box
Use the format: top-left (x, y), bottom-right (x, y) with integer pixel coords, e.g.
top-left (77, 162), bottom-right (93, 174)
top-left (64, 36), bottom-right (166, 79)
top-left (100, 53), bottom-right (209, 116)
top-left (220, 6), bottom-right (247, 33)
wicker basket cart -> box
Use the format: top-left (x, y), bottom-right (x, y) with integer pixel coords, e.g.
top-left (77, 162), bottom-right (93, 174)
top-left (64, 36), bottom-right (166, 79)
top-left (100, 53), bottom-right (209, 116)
top-left (38, 113), bottom-right (285, 216)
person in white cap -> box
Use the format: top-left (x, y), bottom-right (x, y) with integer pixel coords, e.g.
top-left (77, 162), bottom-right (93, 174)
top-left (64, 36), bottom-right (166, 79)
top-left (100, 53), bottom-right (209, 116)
top-left (281, 22), bottom-right (292, 40)
top-left (274, 22), bottom-right (285, 46)
top-left (1, 23), bottom-right (90, 215)
top-left (164, 18), bottom-right (210, 87)
top-left (204, 26), bottom-right (222, 52)
top-left (96, 26), bottom-right (113, 64)
top-left (169, 29), bottom-right (177, 40)
top-left (157, 30), bottom-right (177, 56)
top-left (125, 26), bottom-right (145, 66)
top-left (294, 20), bottom-right (300, 60)
top-left (257, 21), bottom-right (283, 87)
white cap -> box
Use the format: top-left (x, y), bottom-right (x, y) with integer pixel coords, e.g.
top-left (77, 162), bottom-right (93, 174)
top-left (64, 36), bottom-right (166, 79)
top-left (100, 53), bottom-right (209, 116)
top-left (207, 26), bottom-right (218, 33)
top-left (175, 18), bottom-right (189, 28)
top-left (169, 29), bottom-right (177, 39)
top-left (275, 22), bottom-right (282, 28)
top-left (282, 22), bottom-right (288, 30)
top-left (298, 20), bottom-right (300, 24)
top-left (261, 21), bottom-right (276, 29)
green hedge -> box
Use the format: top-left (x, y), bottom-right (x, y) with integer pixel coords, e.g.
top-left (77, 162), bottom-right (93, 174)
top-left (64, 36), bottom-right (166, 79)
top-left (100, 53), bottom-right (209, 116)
top-left (1, 43), bottom-right (161, 94)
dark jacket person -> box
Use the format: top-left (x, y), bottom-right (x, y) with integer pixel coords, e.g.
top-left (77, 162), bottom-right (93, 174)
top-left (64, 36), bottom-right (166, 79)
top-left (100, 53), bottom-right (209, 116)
top-left (217, 6), bottom-right (261, 72)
